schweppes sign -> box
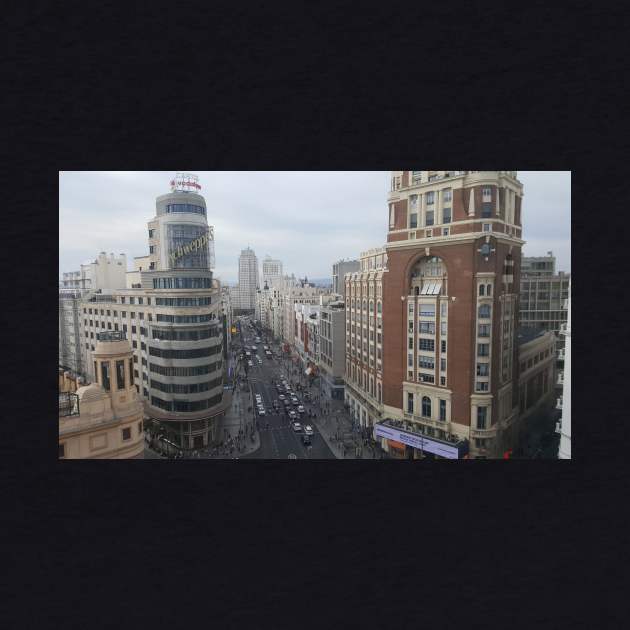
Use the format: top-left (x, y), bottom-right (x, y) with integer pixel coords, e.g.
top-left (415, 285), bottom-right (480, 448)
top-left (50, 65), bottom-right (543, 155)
top-left (169, 227), bottom-right (213, 265)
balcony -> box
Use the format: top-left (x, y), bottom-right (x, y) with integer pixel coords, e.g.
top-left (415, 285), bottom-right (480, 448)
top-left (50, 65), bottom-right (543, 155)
top-left (555, 420), bottom-right (562, 434)
top-left (557, 349), bottom-right (565, 361)
top-left (557, 372), bottom-right (564, 386)
top-left (556, 397), bottom-right (563, 410)
top-left (59, 392), bottom-right (80, 417)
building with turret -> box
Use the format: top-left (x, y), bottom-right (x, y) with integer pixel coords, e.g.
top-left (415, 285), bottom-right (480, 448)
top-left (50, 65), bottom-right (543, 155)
top-left (59, 331), bottom-right (144, 459)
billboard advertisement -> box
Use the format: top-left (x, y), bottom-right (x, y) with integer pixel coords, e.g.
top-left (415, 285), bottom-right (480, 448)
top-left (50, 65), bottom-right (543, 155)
top-left (374, 424), bottom-right (465, 459)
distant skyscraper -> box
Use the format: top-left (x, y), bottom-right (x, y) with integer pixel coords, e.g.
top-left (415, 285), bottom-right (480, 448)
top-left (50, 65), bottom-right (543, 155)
top-left (262, 256), bottom-right (283, 287)
top-left (237, 247), bottom-right (259, 310)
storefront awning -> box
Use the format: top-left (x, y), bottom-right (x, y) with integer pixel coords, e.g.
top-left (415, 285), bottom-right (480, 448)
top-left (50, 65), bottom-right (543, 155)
top-left (388, 440), bottom-right (406, 451)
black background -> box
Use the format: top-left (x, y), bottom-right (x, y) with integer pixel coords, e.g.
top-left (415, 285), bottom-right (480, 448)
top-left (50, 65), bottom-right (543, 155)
top-left (4, 1), bottom-right (626, 628)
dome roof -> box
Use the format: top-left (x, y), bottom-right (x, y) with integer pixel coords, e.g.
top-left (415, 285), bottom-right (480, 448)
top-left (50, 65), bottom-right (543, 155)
top-left (77, 383), bottom-right (106, 403)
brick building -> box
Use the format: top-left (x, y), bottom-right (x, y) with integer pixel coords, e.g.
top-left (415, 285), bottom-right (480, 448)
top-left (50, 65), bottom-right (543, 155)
top-left (346, 171), bottom-right (528, 459)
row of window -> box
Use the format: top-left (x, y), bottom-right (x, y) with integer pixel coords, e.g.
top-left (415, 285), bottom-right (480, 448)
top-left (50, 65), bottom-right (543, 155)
top-left (148, 345), bottom-right (222, 359)
top-left (153, 277), bottom-right (212, 289)
top-left (149, 362), bottom-right (222, 377)
top-left (406, 394), bottom-right (447, 421)
top-left (152, 326), bottom-right (219, 341)
top-left (165, 203), bottom-right (206, 215)
top-left (155, 296), bottom-right (212, 307)
top-left (156, 313), bottom-right (214, 323)
top-left (150, 393), bottom-right (222, 412)
top-left (151, 377), bottom-right (223, 394)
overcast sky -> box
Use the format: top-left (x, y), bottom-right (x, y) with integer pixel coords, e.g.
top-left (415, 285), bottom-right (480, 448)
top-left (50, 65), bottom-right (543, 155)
top-left (59, 171), bottom-right (571, 283)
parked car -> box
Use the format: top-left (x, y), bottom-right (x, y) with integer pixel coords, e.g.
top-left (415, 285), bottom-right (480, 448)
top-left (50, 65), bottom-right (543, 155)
top-left (278, 394), bottom-right (286, 401)
top-left (258, 407), bottom-right (266, 416)
top-left (248, 361), bottom-right (253, 367)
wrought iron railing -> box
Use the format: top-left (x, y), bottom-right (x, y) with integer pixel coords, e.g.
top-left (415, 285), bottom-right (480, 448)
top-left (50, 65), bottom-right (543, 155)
top-left (59, 392), bottom-right (80, 417)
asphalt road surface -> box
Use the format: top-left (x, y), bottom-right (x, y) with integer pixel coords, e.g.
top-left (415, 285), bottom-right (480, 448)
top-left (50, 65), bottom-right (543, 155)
top-left (236, 321), bottom-right (336, 460)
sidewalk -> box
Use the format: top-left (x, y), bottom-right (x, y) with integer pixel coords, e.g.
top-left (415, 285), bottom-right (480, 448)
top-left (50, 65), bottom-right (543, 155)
top-left (301, 384), bottom-right (379, 460)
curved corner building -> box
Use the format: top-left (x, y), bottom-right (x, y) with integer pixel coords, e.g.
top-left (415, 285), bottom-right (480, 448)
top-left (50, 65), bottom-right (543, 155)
top-left (80, 177), bottom-right (227, 451)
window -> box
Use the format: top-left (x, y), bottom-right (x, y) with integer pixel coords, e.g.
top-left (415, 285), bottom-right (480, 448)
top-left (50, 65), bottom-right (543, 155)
top-left (426, 230), bottom-right (432, 238)
top-left (483, 223), bottom-right (492, 232)
top-left (408, 338), bottom-right (414, 350)
top-left (130, 297), bottom-right (135, 305)
top-left (419, 303), bottom-right (435, 317)
top-left (419, 338), bottom-right (435, 352)
top-left (440, 376), bottom-right (446, 386)
top-left (122, 427), bottom-right (131, 441)
top-left (477, 343), bottom-right (490, 357)
top-left (419, 322), bottom-right (435, 334)
top-left (443, 228), bottom-right (449, 236)
top-left (418, 356), bottom-right (434, 370)
top-left (479, 284), bottom-right (485, 296)
top-left (441, 340), bottom-right (446, 353)
top-left (439, 399), bottom-right (446, 421)
top-left (478, 324), bottom-right (491, 337)
top-left (476, 382), bottom-right (489, 392)
top-left (116, 360), bottom-right (125, 390)
top-left (477, 407), bottom-right (488, 429)
top-left (440, 357), bottom-right (446, 372)
top-left (149, 229), bottom-right (154, 238)
top-left (443, 207), bottom-right (451, 223)
top-left (422, 396), bottom-right (431, 418)
top-left (443, 189), bottom-right (452, 202)
top-left (149, 246), bottom-right (154, 254)
top-left (426, 192), bottom-right (435, 205)
top-left (107, 322), bottom-right (112, 330)
top-left (426, 210), bottom-right (434, 226)
top-left (410, 213), bottom-right (418, 229)
top-left (153, 277), bottom-right (212, 289)
top-left (407, 393), bottom-right (414, 414)
top-left (482, 187), bottom-right (492, 201)
top-left (166, 203), bottom-right (206, 215)
top-left (132, 340), bottom-right (137, 348)
top-left (132, 325), bottom-right (137, 334)
top-left (486, 284), bottom-right (492, 296)
top-left (101, 362), bottom-right (110, 391)
top-left (479, 304), bottom-right (491, 318)
top-left (477, 363), bottom-right (489, 376)
top-left (122, 311), bottom-right (126, 318)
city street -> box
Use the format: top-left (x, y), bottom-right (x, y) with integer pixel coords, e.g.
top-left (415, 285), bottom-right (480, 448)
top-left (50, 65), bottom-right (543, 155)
top-left (235, 321), bottom-right (337, 459)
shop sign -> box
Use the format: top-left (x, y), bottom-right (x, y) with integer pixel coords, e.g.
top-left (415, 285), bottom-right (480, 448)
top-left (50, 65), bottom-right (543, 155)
top-left (374, 424), bottom-right (465, 459)
top-left (169, 228), bottom-right (213, 265)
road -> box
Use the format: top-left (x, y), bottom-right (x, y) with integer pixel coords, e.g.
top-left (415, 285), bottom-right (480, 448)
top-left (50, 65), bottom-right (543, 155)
top-left (236, 320), bottom-right (337, 460)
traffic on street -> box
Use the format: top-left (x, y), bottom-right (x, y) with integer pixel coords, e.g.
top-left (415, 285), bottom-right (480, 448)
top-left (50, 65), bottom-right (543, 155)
top-left (236, 317), bottom-right (337, 459)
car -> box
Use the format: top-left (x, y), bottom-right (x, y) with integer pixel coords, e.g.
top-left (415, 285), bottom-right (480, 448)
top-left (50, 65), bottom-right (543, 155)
top-left (245, 351), bottom-right (251, 357)
top-left (263, 345), bottom-right (269, 350)
top-left (272, 400), bottom-right (279, 409)
top-left (288, 410), bottom-right (297, 420)
top-left (304, 425), bottom-right (314, 436)
top-left (303, 393), bottom-right (311, 401)
top-left (291, 422), bottom-right (302, 432)
top-left (291, 398), bottom-right (299, 406)
top-left (278, 394), bottom-right (286, 400)
top-left (297, 405), bottom-right (305, 414)
top-left (255, 395), bottom-right (262, 403)
top-left (258, 407), bottom-right (266, 416)
top-left (248, 361), bottom-right (253, 367)
top-left (283, 399), bottom-right (291, 406)
top-left (301, 434), bottom-right (311, 446)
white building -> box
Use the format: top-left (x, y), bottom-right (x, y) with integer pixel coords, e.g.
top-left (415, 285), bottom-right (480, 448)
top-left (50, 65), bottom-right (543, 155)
top-left (262, 256), bottom-right (283, 287)
top-left (233, 247), bottom-right (258, 311)
top-left (60, 253), bottom-right (128, 375)
top-left (557, 280), bottom-right (571, 459)
top-left (79, 174), bottom-right (227, 451)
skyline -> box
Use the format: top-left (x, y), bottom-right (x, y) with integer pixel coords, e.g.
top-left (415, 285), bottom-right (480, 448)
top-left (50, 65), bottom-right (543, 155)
top-left (59, 171), bottom-right (571, 282)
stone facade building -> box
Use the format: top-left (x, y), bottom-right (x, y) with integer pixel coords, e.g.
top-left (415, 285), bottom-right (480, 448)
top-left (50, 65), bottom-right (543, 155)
top-left (59, 331), bottom-right (144, 459)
